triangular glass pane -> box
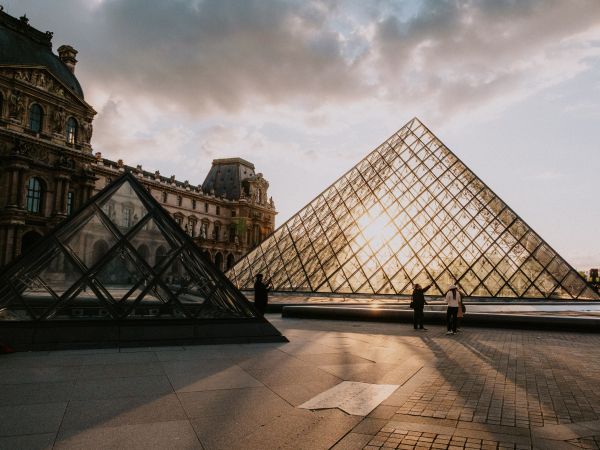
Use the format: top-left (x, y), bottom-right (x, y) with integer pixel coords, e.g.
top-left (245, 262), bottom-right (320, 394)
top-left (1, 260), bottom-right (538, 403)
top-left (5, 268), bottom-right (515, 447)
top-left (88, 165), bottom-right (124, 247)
top-left (99, 180), bottom-right (148, 233)
top-left (129, 218), bottom-right (176, 268)
top-left (0, 283), bottom-right (33, 321)
top-left (523, 284), bottom-right (545, 299)
top-left (578, 287), bottom-right (599, 300)
top-left (497, 285), bottom-right (517, 298)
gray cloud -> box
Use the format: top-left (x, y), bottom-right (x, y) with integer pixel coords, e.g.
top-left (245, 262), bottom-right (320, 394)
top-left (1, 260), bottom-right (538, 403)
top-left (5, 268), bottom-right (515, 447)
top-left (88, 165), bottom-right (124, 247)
top-left (77, 0), bottom-right (370, 112)
top-left (5, 0), bottom-right (600, 118)
top-left (371, 0), bottom-right (600, 114)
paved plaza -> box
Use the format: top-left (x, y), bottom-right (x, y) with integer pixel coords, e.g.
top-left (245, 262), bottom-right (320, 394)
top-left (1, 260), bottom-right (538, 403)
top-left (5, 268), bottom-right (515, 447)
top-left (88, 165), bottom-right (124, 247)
top-left (1, 316), bottom-right (600, 449)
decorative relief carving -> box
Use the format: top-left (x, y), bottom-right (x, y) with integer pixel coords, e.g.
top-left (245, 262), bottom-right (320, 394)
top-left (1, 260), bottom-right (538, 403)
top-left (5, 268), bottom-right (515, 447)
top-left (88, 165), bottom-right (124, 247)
top-left (55, 154), bottom-right (75, 169)
top-left (81, 118), bottom-right (93, 143)
top-left (8, 90), bottom-right (25, 121)
top-left (52, 106), bottom-right (65, 134)
top-left (10, 139), bottom-right (50, 163)
top-left (11, 69), bottom-right (66, 97)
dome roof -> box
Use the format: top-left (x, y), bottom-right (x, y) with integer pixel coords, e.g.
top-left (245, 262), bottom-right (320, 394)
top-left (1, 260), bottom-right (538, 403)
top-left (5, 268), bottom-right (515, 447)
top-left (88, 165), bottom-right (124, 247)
top-left (202, 158), bottom-right (256, 200)
top-left (0, 11), bottom-right (84, 99)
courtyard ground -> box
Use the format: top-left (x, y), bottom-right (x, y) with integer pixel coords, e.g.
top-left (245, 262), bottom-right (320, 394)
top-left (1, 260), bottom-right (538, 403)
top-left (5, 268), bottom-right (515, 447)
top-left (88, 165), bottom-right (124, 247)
top-left (1, 315), bottom-right (600, 449)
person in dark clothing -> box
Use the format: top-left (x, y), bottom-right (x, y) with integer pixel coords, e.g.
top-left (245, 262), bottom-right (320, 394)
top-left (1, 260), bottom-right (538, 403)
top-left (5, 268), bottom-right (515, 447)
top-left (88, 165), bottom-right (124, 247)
top-left (253, 273), bottom-right (272, 317)
top-left (411, 282), bottom-right (432, 330)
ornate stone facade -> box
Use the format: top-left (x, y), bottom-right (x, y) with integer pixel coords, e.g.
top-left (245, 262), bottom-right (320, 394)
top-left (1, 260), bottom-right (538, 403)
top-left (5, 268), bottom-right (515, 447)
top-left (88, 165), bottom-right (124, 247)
top-left (0, 8), bottom-right (276, 270)
top-left (92, 156), bottom-right (276, 270)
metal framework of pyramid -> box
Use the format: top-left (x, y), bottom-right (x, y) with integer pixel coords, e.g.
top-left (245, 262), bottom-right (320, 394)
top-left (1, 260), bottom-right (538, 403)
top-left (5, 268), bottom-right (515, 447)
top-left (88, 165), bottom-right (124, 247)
top-left (228, 118), bottom-right (598, 301)
top-left (0, 173), bottom-right (285, 348)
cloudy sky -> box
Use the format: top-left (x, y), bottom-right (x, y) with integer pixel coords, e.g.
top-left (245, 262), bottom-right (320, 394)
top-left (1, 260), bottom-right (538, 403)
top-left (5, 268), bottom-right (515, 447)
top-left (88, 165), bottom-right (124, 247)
top-left (6, 0), bottom-right (600, 269)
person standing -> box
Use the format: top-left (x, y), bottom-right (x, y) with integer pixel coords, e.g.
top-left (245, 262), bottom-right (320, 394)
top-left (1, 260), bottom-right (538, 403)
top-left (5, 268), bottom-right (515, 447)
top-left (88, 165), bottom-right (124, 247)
top-left (253, 273), bottom-right (272, 317)
top-left (411, 281), bottom-right (432, 330)
top-left (445, 285), bottom-right (461, 335)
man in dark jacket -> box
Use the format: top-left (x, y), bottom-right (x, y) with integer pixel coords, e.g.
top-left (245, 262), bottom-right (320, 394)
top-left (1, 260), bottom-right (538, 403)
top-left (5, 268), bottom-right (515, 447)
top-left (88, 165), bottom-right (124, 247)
top-left (411, 282), bottom-right (432, 330)
top-left (253, 273), bottom-right (272, 317)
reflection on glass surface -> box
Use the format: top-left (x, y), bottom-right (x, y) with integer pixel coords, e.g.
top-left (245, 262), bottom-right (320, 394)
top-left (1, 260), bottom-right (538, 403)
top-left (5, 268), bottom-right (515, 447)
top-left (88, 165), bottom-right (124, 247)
top-left (0, 175), bottom-right (257, 321)
top-left (228, 118), bottom-right (598, 301)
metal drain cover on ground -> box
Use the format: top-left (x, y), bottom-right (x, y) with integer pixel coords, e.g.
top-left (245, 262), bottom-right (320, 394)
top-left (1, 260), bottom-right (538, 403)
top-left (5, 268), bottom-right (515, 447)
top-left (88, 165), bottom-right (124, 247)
top-left (299, 381), bottom-right (399, 416)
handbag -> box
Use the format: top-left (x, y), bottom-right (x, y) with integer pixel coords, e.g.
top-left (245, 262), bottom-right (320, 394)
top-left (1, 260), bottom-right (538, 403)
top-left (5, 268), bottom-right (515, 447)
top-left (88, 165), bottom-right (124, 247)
top-left (409, 301), bottom-right (414, 309)
top-left (461, 303), bottom-right (466, 313)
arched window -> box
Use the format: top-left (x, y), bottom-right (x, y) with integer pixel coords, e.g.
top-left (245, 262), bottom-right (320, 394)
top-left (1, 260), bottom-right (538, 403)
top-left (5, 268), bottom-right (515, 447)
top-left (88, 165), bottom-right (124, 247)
top-left (214, 252), bottom-right (223, 271)
top-left (226, 253), bottom-right (235, 270)
top-left (26, 177), bottom-right (43, 213)
top-left (66, 117), bottom-right (78, 144)
top-left (28, 104), bottom-right (43, 132)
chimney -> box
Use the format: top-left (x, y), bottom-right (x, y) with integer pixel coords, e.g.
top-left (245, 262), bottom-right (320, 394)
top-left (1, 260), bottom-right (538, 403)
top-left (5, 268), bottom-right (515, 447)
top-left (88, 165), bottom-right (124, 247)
top-left (57, 45), bottom-right (78, 73)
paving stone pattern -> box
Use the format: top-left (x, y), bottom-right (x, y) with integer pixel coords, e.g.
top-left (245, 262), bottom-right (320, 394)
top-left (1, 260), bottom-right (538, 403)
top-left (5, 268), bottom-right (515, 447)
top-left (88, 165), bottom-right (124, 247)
top-left (1, 317), bottom-right (600, 449)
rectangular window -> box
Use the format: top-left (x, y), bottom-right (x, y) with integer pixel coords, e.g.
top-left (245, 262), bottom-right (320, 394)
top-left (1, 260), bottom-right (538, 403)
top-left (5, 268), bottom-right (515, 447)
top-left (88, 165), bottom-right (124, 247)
top-left (204, 202), bottom-right (209, 213)
top-left (216, 206), bottom-right (220, 216)
top-left (102, 202), bottom-right (114, 219)
top-left (67, 191), bottom-right (74, 215)
top-left (192, 199), bottom-right (197, 210)
top-left (123, 207), bottom-right (132, 228)
top-left (231, 209), bottom-right (236, 217)
top-left (177, 195), bottom-right (182, 206)
top-left (162, 192), bottom-right (168, 203)
top-left (189, 220), bottom-right (196, 237)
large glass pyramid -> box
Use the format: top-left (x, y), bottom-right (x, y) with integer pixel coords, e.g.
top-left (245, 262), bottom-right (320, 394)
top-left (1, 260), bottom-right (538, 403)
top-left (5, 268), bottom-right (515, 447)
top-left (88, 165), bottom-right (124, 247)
top-left (0, 173), bottom-right (266, 322)
top-left (228, 118), bottom-right (598, 300)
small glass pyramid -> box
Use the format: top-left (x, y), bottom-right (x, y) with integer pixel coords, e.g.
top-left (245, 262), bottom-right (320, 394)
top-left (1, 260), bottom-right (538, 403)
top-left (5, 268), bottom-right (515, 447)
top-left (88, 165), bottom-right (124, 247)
top-left (228, 118), bottom-right (598, 300)
top-left (0, 173), bottom-right (259, 321)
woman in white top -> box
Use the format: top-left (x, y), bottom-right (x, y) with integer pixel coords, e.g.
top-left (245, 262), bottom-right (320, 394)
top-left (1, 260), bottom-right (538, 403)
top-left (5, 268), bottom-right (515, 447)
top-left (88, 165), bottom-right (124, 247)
top-left (445, 285), bottom-right (461, 335)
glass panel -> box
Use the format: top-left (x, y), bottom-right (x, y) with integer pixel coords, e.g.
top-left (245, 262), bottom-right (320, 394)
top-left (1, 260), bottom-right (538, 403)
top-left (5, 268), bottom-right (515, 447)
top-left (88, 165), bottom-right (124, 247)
top-left (533, 244), bottom-right (555, 269)
top-left (128, 284), bottom-right (186, 319)
top-left (129, 218), bottom-right (176, 268)
top-left (497, 285), bottom-right (517, 298)
top-left (536, 271), bottom-right (559, 297)
top-left (546, 257), bottom-right (570, 283)
top-left (459, 270), bottom-right (480, 296)
top-left (99, 181), bottom-right (148, 233)
top-left (63, 212), bottom-right (118, 269)
top-left (578, 287), bottom-right (600, 300)
top-left (0, 282), bottom-right (33, 320)
top-left (95, 247), bottom-right (151, 303)
top-left (508, 270), bottom-right (530, 297)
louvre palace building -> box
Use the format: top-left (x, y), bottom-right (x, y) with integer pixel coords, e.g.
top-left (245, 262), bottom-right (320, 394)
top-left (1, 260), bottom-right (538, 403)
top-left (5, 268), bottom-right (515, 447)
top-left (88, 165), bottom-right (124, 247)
top-left (0, 9), bottom-right (276, 270)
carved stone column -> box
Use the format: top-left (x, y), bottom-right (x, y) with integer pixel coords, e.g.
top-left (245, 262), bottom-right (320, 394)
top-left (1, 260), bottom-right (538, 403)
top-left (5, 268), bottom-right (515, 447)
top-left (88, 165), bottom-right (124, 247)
top-left (16, 167), bottom-right (27, 210)
top-left (53, 177), bottom-right (63, 215)
top-left (61, 178), bottom-right (71, 215)
top-left (5, 163), bottom-right (29, 209)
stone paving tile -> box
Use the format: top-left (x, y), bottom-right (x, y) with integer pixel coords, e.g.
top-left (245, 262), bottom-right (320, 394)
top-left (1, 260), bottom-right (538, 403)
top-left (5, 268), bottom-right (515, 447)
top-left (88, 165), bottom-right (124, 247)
top-left (54, 420), bottom-right (202, 450)
top-left (0, 432), bottom-right (55, 450)
top-left (59, 394), bottom-right (187, 432)
top-left (178, 386), bottom-right (291, 420)
top-left (2, 317), bottom-right (600, 449)
top-left (0, 402), bottom-right (67, 436)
